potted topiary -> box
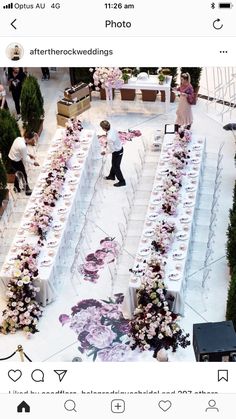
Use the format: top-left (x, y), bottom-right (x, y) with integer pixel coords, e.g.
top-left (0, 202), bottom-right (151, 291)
top-left (0, 109), bottom-right (21, 183)
top-left (0, 157), bottom-right (9, 216)
top-left (180, 67), bottom-right (202, 104)
top-left (161, 67), bottom-right (178, 103)
top-left (20, 75), bottom-right (44, 135)
top-left (120, 68), bottom-right (136, 101)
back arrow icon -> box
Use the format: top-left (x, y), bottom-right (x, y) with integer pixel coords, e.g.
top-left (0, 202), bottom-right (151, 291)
top-left (11, 19), bottom-right (17, 30)
top-left (213, 18), bottom-right (223, 30)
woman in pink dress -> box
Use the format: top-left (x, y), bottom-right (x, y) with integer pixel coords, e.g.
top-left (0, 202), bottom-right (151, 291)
top-left (175, 73), bottom-right (194, 129)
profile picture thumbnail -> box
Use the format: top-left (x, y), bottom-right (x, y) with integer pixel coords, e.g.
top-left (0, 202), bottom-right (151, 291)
top-left (6, 42), bottom-right (24, 61)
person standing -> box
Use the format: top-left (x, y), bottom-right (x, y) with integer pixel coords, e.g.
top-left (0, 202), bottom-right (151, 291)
top-left (175, 72), bottom-right (194, 130)
top-left (8, 131), bottom-right (39, 195)
top-left (41, 67), bottom-right (50, 81)
top-left (0, 84), bottom-right (8, 110)
top-left (100, 120), bottom-right (126, 187)
top-left (8, 67), bottom-right (26, 118)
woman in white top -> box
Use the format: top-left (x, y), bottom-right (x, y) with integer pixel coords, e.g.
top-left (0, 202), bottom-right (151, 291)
top-left (0, 84), bottom-right (8, 110)
top-left (100, 120), bottom-right (126, 187)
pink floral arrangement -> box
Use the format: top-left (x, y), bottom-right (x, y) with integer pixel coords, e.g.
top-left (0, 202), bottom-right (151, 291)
top-left (151, 220), bottom-right (176, 255)
top-left (59, 294), bottom-right (131, 361)
top-left (93, 67), bottom-right (124, 90)
top-left (79, 237), bottom-right (120, 283)
top-left (0, 245), bottom-right (43, 335)
top-left (176, 127), bottom-right (192, 144)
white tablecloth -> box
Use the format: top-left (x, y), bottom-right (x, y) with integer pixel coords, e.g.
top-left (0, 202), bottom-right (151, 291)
top-left (120, 75), bottom-right (172, 113)
top-left (0, 129), bottom-right (98, 306)
top-left (129, 133), bottom-right (205, 316)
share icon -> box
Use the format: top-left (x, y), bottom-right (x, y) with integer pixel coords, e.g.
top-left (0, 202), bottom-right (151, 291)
top-left (54, 370), bottom-right (68, 382)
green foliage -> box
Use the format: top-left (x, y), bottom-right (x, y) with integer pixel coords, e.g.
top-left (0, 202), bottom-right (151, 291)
top-left (0, 109), bottom-right (20, 173)
top-left (0, 158), bottom-right (7, 190)
top-left (180, 67), bottom-right (203, 90)
top-left (226, 270), bottom-right (236, 330)
top-left (168, 67), bottom-right (178, 88)
top-left (69, 67), bottom-right (94, 88)
top-left (139, 67), bottom-right (159, 75)
top-left (20, 75), bottom-right (44, 133)
top-left (226, 210), bottom-right (236, 273)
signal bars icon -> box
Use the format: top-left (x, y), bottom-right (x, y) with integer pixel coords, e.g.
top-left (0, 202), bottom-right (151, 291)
top-left (3, 2), bottom-right (13, 8)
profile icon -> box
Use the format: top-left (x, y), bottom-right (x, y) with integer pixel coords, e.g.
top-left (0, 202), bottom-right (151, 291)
top-left (205, 399), bottom-right (219, 412)
top-left (6, 43), bottom-right (24, 61)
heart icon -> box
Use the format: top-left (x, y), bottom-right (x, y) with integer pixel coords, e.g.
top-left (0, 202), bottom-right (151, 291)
top-left (158, 400), bottom-right (172, 412)
top-left (8, 369), bottom-right (22, 382)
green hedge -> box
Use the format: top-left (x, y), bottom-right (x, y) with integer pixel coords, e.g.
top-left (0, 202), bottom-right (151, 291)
top-left (0, 109), bottom-right (20, 173)
top-left (226, 181), bottom-right (236, 329)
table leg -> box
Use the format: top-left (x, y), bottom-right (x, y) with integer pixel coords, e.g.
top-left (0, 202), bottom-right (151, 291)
top-left (165, 87), bottom-right (170, 113)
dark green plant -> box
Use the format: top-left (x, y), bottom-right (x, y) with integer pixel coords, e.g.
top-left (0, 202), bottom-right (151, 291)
top-left (0, 158), bottom-right (8, 206)
top-left (139, 67), bottom-right (159, 75)
top-left (180, 67), bottom-right (203, 90)
top-left (226, 210), bottom-right (236, 273)
top-left (168, 67), bottom-right (178, 88)
top-left (0, 109), bottom-right (20, 173)
top-left (69, 67), bottom-right (94, 88)
top-left (20, 75), bottom-right (44, 133)
top-left (226, 270), bottom-right (236, 330)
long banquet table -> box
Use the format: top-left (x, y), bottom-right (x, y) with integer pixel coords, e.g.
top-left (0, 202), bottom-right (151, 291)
top-left (120, 75), bottom-right (172, 113)
top-left (129, 133), bottom-right (205, 316)
top-left (0, 129), bottom-right (97, 306)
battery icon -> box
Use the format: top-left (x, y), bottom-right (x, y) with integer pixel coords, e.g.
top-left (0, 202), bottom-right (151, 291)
top-left (218, 2), bottom-right (233, 7)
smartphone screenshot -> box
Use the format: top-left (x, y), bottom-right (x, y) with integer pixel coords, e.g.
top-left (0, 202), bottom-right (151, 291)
top-left (0, 0), bottom-right (236, 417)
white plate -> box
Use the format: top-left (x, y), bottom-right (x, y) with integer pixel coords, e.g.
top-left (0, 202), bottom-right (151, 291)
top-left (80, 138), bottom-right (89, 144)
top-left (47, 240), bottom-right (59, 248)
top-left (191, 158), bottom-right (200, 164)
top-left (143, 229), bottom-right (155, 238)
top-left (161, 155), bottom-right (170, 162)
top-left (138, 247), bottom-right (151, 257)
top-left (68, 178), bottom-right (79, 185)
top-left (62, 192), bottom-right (72, 199)
top-left (183, 201), bottom-right (194, 208)
top-left (40, 258), bottom-right (53, 267)
top-left (58, 207), bottom-right (68, 215)
top-left (159, 169), bottom-right (169, 176)
top-left (148, 213), bottom-right (159, 221)
top-left (168, 272), bottom-right (181, 280)
top-left (176, 231), bottom-right (188, 241)
top-left (172, 251), bottom-right (185, 260)
top-left (22, 222), bottom-right (32, 229)
top-left (151, 196), bottom-right (162, 205)
top-left (180, 216), bottom-right (191, 224)
top-left (75, 151), bottom-right (86, 158)
top-left (193, 145), bottom-right (201, 151)
top-left (154, 185), bottom-right (163, 192)
top-left (188, 172), bottom-right (198, 178)
top-left (71, 164), bottom-right (81, 171)
top-left (53, 223), bottom-right (63, 231)
top-left (185, 186), bottom-right (196, 192)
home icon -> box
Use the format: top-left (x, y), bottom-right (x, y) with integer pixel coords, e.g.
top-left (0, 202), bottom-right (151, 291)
top-left (17, 401), bottom-right (30, 413)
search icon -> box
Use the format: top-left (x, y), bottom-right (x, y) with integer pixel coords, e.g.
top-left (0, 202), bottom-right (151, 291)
top-left (64, 400), bottom-right (77, 412)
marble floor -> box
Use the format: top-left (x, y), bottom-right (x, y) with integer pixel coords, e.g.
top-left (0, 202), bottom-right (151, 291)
top-left (0, 68), bottom-right (235, 362)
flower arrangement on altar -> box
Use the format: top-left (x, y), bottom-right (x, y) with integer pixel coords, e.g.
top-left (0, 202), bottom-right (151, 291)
top-left (78, 237), bottom-right (120, 283)
top-left (0, 245), bottom-right (43, 335)
top-left (151, 220), bottom-right (176, 255)
top-left (129, 255), bottom-right (190, 357)
top-left (93, 67), bottom-right (124, 91)
top-left (59, 294), bottom-right (131, 361)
